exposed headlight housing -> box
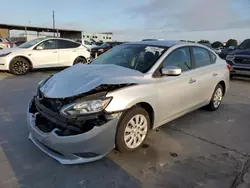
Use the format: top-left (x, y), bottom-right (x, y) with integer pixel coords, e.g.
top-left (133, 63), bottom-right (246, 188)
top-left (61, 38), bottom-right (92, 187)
top-left (0, 52), bottom-right (11, 57)
top-left (60, 98), bottom-right (112, 116)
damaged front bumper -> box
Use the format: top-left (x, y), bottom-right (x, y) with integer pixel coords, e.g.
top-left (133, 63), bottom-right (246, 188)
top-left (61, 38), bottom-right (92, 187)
top-left (27, 97), bottom-right (121, 164)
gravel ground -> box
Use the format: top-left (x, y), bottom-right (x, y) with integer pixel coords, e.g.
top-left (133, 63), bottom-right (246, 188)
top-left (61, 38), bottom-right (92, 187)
top-left (0, 70), bottom-right (250, 188)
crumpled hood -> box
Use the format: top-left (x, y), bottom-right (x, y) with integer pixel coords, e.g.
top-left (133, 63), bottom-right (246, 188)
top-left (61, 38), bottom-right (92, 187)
top-left (40, 64), bottom-right (147, 98)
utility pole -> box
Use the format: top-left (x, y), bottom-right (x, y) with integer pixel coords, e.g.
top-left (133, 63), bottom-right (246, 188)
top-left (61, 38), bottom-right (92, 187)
top-left (53, 10), bottom-right (55, 37)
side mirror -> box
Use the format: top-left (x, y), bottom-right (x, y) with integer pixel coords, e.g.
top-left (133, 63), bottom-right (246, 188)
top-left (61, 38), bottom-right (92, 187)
top-left (161, 65), bottom-right (182, 76)
top-left (228, 46), bottom-right (236, 50)
top-left (36, 46), bottom-right (43, 50)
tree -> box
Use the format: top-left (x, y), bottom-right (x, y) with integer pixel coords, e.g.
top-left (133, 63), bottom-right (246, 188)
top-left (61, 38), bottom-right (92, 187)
top-left (211, 41), bottom-right (223, 48)
top-left (198, 40), bottom-right (210, 44)
top-left (226, 39), bottom-right (238, 47)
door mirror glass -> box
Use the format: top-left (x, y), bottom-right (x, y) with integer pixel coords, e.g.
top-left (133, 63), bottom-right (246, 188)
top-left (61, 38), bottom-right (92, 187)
top-left (228, 46), bottom-right (236, 50)
top-left (161, 65), bottom-right (181, 76)
top-left (36, 46), bottom-right (43, 50)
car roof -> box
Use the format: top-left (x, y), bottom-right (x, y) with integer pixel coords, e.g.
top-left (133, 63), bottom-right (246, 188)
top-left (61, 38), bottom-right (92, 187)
top-left (125, 40), bottom-right (194, 48)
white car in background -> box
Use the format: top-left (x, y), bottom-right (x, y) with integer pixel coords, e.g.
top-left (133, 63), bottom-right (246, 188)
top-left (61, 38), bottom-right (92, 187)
top-left (0, 38), bottom-right (91, 75)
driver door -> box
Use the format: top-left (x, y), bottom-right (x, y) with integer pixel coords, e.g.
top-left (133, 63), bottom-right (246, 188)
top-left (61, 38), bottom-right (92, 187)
top-left (156, 47), bottom-right (198, 124)
top-left (31, 39), bottom-right (59, 68)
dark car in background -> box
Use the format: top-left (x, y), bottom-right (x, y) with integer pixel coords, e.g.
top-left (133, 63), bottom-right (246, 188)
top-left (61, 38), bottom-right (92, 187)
top-left (90, 42), bottom-right (123, 58)
top-left (14, 40), bottom-right (26, 47)
top-left (226, 39), bottom-right (250, 78)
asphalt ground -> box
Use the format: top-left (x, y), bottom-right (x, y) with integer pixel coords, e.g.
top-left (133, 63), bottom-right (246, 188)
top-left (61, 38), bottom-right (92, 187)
top-left (0, 69), bottom-right (250, 188)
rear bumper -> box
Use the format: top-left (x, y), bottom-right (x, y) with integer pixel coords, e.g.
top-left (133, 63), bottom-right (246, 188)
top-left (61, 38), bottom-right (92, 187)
top-left (27, 98), bottom-right (120, 164)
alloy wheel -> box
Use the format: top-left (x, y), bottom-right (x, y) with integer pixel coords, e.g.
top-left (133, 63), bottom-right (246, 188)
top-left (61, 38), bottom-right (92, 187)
top-left (13, 60), bottom-right (29, 74)
top-left (213, 87), bottom-right (223, 108)
top-left (124, 114), bottom-right (148, 149)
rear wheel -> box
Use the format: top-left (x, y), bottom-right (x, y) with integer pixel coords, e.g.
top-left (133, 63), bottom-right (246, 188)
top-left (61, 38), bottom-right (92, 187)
top-left (73, 57), bottom-right (87, 65)
top-left (206, 84), bottom-right (224, 111)
top-left (115, 106), bottom-right (150, 153)
top-left (9, 57), bottom-right (30, 75)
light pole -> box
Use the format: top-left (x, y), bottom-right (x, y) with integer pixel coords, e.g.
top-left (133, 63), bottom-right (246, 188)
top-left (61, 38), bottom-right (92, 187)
top-left (53, 10), bottom-right (55, 37)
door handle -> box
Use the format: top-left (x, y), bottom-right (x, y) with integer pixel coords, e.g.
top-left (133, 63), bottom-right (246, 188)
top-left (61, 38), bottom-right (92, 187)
top-left (72, 50), bottom-right (76, 52)
top-left (53, 51), bottom-right (57, 53)
top-left (189, 78), bottom-right (196, 84)
top-left (213, 73), bottom-right (218, 77)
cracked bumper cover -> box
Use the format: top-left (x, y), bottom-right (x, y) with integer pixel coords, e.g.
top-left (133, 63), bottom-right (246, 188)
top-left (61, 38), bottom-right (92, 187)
top-left (27, 98), bottom-right (120, 164)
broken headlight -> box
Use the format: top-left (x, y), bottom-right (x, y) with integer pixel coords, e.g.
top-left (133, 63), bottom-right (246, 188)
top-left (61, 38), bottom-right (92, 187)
top-left (60, 98), bottom-right (112, 116)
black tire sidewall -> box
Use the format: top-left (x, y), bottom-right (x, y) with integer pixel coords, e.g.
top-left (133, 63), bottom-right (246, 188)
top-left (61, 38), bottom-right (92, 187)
top-left (73, 57), bottom-right (87, 65)
top-left (209, 84), bottom-right (223, 111)
top-left (10, 57), bottom-right (30, 75)
top-left (115, 106), bottom-right (150, 153)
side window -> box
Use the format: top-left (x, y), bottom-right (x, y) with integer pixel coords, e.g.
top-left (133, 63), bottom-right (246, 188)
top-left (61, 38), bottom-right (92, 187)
top-left (193, 47), bottom-right (211, 68)
top-left (209, 51), bottom-right (217, 64)
top-left (36, 39), bottom-right (57, 50)
top-left (58, 40), bottom-right (80, 49)
top-left (163, 47), bottom-right (192, 72)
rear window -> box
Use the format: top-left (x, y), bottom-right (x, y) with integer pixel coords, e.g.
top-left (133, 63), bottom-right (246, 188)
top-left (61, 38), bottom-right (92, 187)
top-left (58, 40), bottom-right (80, 49)
top-left (209, 51), bottom-right (217, 64)
top-left (193, 47), bottom-right (211, 68)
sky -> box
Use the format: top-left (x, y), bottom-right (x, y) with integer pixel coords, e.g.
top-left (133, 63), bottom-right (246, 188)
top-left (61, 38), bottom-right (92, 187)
top-left (1, 0), bottom-right (250, 41)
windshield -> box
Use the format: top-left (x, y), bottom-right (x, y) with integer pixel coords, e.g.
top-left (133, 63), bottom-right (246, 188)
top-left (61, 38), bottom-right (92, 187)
top-left (91, 44), bottom-right (167, 73)
top-left (19, 38), bottom-right (45, 48)
top-left (238, 39), bottom-right (250, 49)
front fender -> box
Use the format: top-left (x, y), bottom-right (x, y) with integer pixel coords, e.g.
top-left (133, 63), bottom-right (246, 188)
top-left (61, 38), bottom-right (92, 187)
top-left (105, 84), bottom-right (158, 112)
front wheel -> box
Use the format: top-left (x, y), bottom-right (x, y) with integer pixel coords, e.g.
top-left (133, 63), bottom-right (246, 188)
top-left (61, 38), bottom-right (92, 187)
top-left (206, 84), bottom-right (224, 111)
top-left (115, 106), bottom-right (150, 153)
top-left (9, 57), bottom-right (30, 75)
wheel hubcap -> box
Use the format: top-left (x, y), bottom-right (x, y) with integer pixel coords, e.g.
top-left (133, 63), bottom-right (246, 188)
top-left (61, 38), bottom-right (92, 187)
top-left (13, 60), bottom-right (28, 74)
top-left (124, 114), bottom-right (148, 149)
top-left (213, 88), bottom-right (223, 108)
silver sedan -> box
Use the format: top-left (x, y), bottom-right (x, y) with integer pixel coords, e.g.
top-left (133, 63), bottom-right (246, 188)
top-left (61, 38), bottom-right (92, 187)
top-left (27, 41), bottom-right (230, 164)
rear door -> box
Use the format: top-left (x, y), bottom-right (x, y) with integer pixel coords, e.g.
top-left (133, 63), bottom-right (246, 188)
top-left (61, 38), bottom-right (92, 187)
top-left (190, 47), bottom-right (219, 105)
top-left (58, 39), bottom-right (81, 66)
top-left (31, 39), bottom-right (58, 68)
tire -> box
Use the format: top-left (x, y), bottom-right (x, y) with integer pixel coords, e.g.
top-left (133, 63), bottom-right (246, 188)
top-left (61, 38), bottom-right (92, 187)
top-left (9, 57), bottom-right (30, 75)
top-left (206, 84), bottom-right (224, 111)
top-left (73, 57), bottom-right (87, 65)
top-left (115, 106), bottom-right (150, 153)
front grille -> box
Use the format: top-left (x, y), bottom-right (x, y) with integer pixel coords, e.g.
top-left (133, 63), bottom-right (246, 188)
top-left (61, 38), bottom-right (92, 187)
top-left (234, 57), bottom-right (250, 65)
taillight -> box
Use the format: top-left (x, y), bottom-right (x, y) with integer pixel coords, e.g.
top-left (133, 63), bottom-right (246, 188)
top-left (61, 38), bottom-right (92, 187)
top-left (227, 64), bottom-right (231, 71)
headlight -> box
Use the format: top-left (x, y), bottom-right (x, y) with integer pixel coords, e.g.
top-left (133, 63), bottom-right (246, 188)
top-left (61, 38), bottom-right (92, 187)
top-left (0, 52), bottom-right (11, 57)
top-left (60, 98), bottom-right (112, 116)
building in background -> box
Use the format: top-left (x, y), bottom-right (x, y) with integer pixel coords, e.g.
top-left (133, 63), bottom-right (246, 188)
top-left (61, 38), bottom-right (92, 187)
top-left (0, 28), bottom-right (9, 37)
top-left (0, 24), bottom-right (113, 42)
top-left (82, 32), bottom-right (113, 42)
